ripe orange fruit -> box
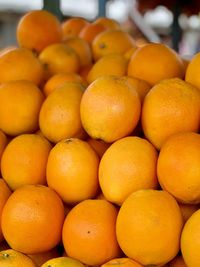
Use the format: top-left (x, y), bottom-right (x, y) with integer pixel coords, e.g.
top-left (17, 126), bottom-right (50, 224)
top-left (79, 23), bottom-right (107, 44)
top-left (102, 258), bottom-right (143, 267)
top-left (87, 54), bottom-right (128, 84)
top-left (62, 17), bottom-right (89, 40)
top-left (181, 209), bottom-right (200, 266)
top-left (122, 76), bottom-right (151, 102)
top-left (0, 80), bottom-right (44, 136)
top-left (1, 185), bottom-right (65, 254)
top-left (179, 203), bottom-right (199, 224)
top-left (0, 179), bottom-right (12, 242)
top-left (87, 138), bottom-right (110, 158)
top-left (28, 247), bottom-right (61, 267)
top-left (141, 78), bottom-right (200, 149)
top-left (116, 189), bottom-right (183, 266)
top-left (185, 51), bottom-right (200, 90)
top-left (0, 130), bottom-right (8, 166)
top-left (99, 136), bottom-right (158, 205)
top-left (79, 64), bottom-right (93, 82)
top-left (41, 256), bottom-right (86, 267)
top-left (46, 138), bottom-right (99, 204)
top-left (39, 43), bottom-right (80, 78)
top-left (1, 134), bottom-right (52, 191)
top-left (17, 10), bottom-right (62, 53)
top-left (128, 43), bottom-right (184, 86)
top-left (64, 37), bottom-right (92, 67)
top-left (169, 255), bottom-right (187, 267)
top-left (124, 46), bottom-right (138, 61)
top-left (92, 30), bottom-right (136, 60)
top-left (0, 48), bottom-right (44, 85)
top-left (39, 82), bottom-right (84, 143)
top-left (62, 199), bottom-right (121, 266)
top-left (94, 17), bottom-right (121, 30)
top-left (157, 132), bottom-right (200, 204)
top-left (80, 76), bottom-right (141, 143)
top-left (42, 73), bottom-right (87, 96)
top-left (0, 249), bottom-right (37, 267)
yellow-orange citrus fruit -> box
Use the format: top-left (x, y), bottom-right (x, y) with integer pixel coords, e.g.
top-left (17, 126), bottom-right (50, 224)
top-left (46, 138), bottom-right (99, 204)
top-left (1, 134), bottom-right (52, 191)
top-left (0, 48), bottom-right (44, 85)
top-left (64, 37), bottom-right (92, 67)
top-left (0, 179), bottom-right (12, 242)
top-left (0, 249), bottom-right (37, 267)
top-left (39, 43), bottom-right (80, 77)
top-left (80, 76), bottom-right (141, 143)
top-left (62, 199), bottom-right (121, 266)
top-left (124, 47), bottom-right (138, 61)
top-left (94, 17), bottom-right (121, 30)
top-left (17, 10), bottom-right (62, 53)
top-left (39, 82), bottom-right (84, 143)
top-left (102, 258), bottom-right (143, 267)
top-left (87, 138), bottom-right (110, 158)
top-left (92, 30), bottom-right (136, 60)
top-left (87, 54), bottom-right (128, 84)
top-left (127, 43), bottom-right (184, 86)
top-left (99, 136), bottom-right (158, 205)
top-left (79, 23), bottom-right (107, 44)
top-left (179, 203), bottom-right (199, 224)
top-left (62, 17), bottom-right (89, 40)
top-left (169, 255), bottom-right (187, 267)
top-left (42, 73), bottom-right (87, 96)
top-left (0, 80), bottom-right (44, 136)
top-left (0, 130), bottom-right (8, 166)
top-left (185, 52), bottom-right (200, 90)
top-left (42, 256), bottom-right (86, 267)
top-left (141, 78), bottom-right (200, 149)
top-left (157, 132), bottom-right (200, 204)
top-left (181, 209), bottom-right (200, 266)
top-left (116, 189), bottom-right (183, 266)
top-left (1, 185), bottom-right (65, 254)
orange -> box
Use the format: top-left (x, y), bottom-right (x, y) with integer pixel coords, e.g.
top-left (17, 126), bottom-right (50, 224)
top-left (79, 64), bottom-right (93, 83)
top-left (17, 10), bottom-right (62, 53)
top-left (80, 75), bottom-right (141, 143)
top-left (122, 76), bottom-right (151, 102)
top-left (185, 51), bottom-right (200, 90)
top-left (1, 185), bottom-right (65, 254)
top-left (0, 47), bottom-right (44, 85)
top-left (46, 138), bottom-right (99, 204)
top-left (116, 189), bottom-right (183, 266)
top-left (87, 54), bottom-right (128, 84)
top-left (62, 17), bottom-right (89, 40)
top-left (62, 199), bottom-right (121, 266)
top-left (0, 179), bottom-right (12, 242)
top-left (28, 247), bottom-right (61, 267)
top-left (179, 203), bottom-right (199, 224)
top-left (124, 47), bottom-right (138, 61)
top-left (39, 82), bottom-right (84, 143)
top-left (42, 256), bottom-right (86, 267)
top-left (79, 23), bottom-right (107, 44)
top-left (94, 17), bottom-right (121, 30)
top-left (181, 209), bottom-right (200, 266)
top-left (0, 80), bottom-right (44, 136)
top-left (1, 134), bottom-right (52, 191)
top-left (127, 43), bottom-right (184, 86)
top-left (0, 130), bottom-right (8, 166)
top-left (169, 255), bottom-right (187, 267)
top-left (102, 258), bottom-right (143, 267)
top-left (99, 136), bottom-right (158, 205)
top-left (157, 132), bottom-right (200, 204)
top-left (87, 138), bottom-right (110, 158)
top-left (141, 78), bottom-right (200, 149)
top-left (42, 73), bottom-right (87, 96)
top-left (0, 249), bottom-right (37, 267)
top-left (39, 43), bottom-right (80, 78)
top-left (92, 30), bottom-right (136, 61)
top-left (64, 37), bottom-right (93, 67)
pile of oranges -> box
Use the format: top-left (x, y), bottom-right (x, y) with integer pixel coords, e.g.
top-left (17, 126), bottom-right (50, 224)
top-left (0, 8), bottom-right (200, 267)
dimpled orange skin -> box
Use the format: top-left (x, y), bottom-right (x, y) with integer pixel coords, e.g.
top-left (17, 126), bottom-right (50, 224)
top-left (102, 258), bottom-right (143, 267)
top-left (17, 10), bottom-right (62, 53)
top-left (1, 185), bottom-right (65, 254)
top-left (62, 17), bottom-right (89, 40)
top-left (80, 76), bottom-right (141, 143)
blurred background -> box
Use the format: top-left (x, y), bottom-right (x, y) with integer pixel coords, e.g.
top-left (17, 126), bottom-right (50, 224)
top-left (0, 0), bottom-right (200, 57)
